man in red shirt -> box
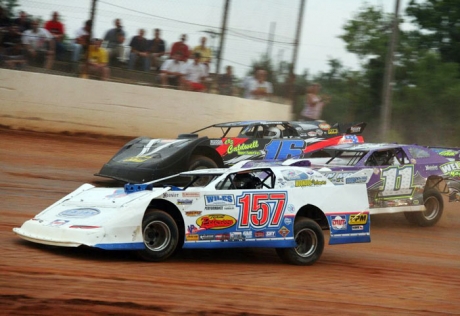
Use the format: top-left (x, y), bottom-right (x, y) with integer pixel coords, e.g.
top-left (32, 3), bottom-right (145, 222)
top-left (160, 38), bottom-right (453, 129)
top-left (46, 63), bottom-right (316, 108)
top-left (170, 34), bottom-right (189, 62)
top-left (44, 11), bottom-right (65, 60)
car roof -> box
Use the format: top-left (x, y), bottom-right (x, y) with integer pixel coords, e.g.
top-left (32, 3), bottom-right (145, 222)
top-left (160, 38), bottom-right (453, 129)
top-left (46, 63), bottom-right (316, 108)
top-left (326, 143), bottom-right (408, 152)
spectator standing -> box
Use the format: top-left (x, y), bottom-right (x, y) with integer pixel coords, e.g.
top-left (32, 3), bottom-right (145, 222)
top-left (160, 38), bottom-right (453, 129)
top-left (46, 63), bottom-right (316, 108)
top-left (249, 69), bottom-right (273, 101)
top-left (192, 36), bottom-right (211, 66)
top-left (300, 83), bottom-right (330, 121)
top-left (44, 11), bottom-right (65, 61)
top-left (13, 11), bottom-right (31, 34)
top-left (240, 66), bottom-right (259, 99)
top-left (160, 51), bottom-right (184, 88)
top-left (81, 38), bottom-right (110, 80)
top-left (22, 19), bottom-right (55, 69)
top-left (218, 65), bottom-right (234, 96)
top-left (128, 28), bottom-right (150, 71)
top-left (103, 18), bottom-right (125, 66)
top-left (170, 34), bottom-right (189, 62)
top-left (1, 24), bottom-right (25, 69)
top-left (71, 20), bottom-right (91, 63)
top-left (148, 28), bottom-right (165, 71)
top-left (182, 52), bottom-right (207, 92)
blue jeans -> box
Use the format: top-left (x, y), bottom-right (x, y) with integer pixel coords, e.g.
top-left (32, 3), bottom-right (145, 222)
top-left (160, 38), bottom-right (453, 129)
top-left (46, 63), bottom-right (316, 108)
top-left (128, 52), bottom-right (150, 71)
top-left (71, 43), bottom-right (82, 62)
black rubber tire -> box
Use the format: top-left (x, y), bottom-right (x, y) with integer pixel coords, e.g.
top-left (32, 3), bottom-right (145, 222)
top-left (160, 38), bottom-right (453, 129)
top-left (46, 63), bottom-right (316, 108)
top-left (137, 210), bottom-right (179, 262)
top-left (188, 155), bottom-right (218, 171)
top-left (404, 189), bottom-right (444, 227)
top-left (276, 218), bottom-right (324, 265)
top-left (188, 155), bottom-right (218, 186)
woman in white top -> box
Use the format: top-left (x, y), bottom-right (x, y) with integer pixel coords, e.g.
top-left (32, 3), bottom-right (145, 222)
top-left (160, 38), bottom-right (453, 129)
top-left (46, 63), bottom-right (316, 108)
top-left (300, 83), bottom-right (330, 121)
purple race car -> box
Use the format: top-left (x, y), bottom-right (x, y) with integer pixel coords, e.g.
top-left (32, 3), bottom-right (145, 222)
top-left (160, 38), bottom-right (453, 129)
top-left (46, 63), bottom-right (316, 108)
top-left (284, 143), bottom-right (460, 226)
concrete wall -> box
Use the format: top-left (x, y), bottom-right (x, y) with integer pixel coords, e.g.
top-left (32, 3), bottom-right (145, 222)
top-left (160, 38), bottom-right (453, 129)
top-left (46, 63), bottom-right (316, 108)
top-left (0, 69), bottom-right (292, 138)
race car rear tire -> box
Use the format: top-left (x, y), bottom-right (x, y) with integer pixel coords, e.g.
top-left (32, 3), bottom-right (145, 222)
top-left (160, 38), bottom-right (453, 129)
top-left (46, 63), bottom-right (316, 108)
top-left (137, 210), bottom-right (179, 262)
top-left (404, 189), bottom-right (444, 227)
top-left (275, 218), bottom-right (324, 265)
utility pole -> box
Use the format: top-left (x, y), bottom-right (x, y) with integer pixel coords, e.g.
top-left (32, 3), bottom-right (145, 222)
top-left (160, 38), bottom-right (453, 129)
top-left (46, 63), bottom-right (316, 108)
top-left (289, 0), bottom-right (306, 116)
top-left (82, 0), bottom-right (97, 77)
top-left (215, 0), bottom-right (230, 75)
top-left (380, 0), bottom-right (400, 141)
top-left (266, 22), bottom-right (276, 59)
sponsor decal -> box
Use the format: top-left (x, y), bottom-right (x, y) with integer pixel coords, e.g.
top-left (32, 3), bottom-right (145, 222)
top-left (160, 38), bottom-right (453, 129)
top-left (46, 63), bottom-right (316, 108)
top-left (185, 211), bottom-right (202, 217)
top-left (230, 232), bottom-right (245, 241)
top-left (177, 199), bottom-right (193, 205)
top-left (284, 217), bottom-right (292, 226)
top-left (205, 195), bottom-right (234, 205)
top-left (440, 161), bottom-right (460, 176)
top-left (278, 226), bottom-right (290, 237)
top-left (205, 206), bottom-right (223, 210)
top-left (282, 169), bottom-right (309, 180)
top-left (438, 150), bottom-right (456, 157)
top-left (319, 123), bottom-right (331, 130)
top-left (163, 192), bottom-right (179, 198)
top-left (265, 231), bottom-right (276, 237)
top-left (48, 219), bottom-right (69, 227)
top-left (327, 128), bottom-right (338, 135)
top-left (122, 155), bottom-right (151, 163)
top-left (187, 225), bottom-right (198, 234)
top-left (105, 189), bottom-right (127, 199)
top-left (295, 179), bottom-right (327, 187)
top-left (58, 208), bottom-right (100, 218)
top-left (196, 214), bottom-right (237, 230)
top-left (339, 135), bottom-right (359, 144)
top-left (331, 215), bottom-right (347, 230)
top-left (182, 192), bottom-right (200, 198)
top-left (210, 139), bottom-right (223, 146)
top-left (199, 234), bottom-right (215, 240)
top-left (325, 172), bottom-right (354, 183)
top-left (316, 129), bottom-right (324, 136)
top-left (287, 204), bottom-right (295, 213)
top-left (225, 139), bottom-right (261, 155)
top-left (216, 233), bottom-right (230, 241)
top-left (425, 165), bottom-right (438, 171)
top-left (243, 231), bottom-right (253, 238)
top-left (307, 131), bottom-right (317, 137)
top-left (186, 234), bottom-right (199, 241)
top-left (345, 176), bottom-right (367, 184)
top-left (348, 213), bottom-right (368, 225)
top-left (350, 126), bottom-right (362, 133)
top-left (352, 225), bottom-right (364, 231)
top-left (254, 231), bottom-right (265, 238)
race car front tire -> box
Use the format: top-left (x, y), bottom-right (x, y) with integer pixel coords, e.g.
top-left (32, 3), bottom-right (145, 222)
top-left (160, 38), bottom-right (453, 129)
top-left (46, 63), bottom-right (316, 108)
top-left (276, 218), bottom-right (324, 265)
top-left (137, 210), bottom-right (179, 262)
top-left (404, 189), bottom-right (444, 227)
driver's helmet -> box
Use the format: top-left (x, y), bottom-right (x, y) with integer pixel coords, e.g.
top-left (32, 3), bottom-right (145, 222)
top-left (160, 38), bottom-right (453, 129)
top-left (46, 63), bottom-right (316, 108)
top-left (264, 127), bottom-right (281, 139)
top-left (374, 151), bottom-right (393, 166)
top-left (233, 173), bottom-right (258, 189)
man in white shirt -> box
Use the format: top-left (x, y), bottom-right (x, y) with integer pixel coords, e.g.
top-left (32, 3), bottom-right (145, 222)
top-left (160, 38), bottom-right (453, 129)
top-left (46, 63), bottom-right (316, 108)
top-left (22, 19), bottom-right (54, 69)
top-left (160, 51), bottom-right (185, 89)
top-left (249, 69), bottom-right (273, 101)
top-left (182, 52), bottom-right (206, 92)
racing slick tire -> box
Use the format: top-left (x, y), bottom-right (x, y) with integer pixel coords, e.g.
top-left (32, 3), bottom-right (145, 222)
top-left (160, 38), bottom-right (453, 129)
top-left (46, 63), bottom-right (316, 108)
top-left (188, 155), bottom-right (218, 171)
top-left (275, 218), bottom-right (324, 266)
top-left (404, 189), bottom-right (444, 227)
top-left (137, 210), bottom-right (179, 262)
top-left (188, 155), bottom-right (218, 186)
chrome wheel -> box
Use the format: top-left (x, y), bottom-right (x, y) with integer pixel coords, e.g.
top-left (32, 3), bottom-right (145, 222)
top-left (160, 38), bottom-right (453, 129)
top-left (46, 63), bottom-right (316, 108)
top-left (143, 220), bottom-right (171, 252)
top-left (423, 195), bottom-right (440, 221)
top-left (294, 228), bottom-right (318, 258)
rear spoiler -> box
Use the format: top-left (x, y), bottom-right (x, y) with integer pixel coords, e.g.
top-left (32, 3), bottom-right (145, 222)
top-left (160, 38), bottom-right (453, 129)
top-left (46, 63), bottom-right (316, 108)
top-left (335, 122), bottom-right (366, 135)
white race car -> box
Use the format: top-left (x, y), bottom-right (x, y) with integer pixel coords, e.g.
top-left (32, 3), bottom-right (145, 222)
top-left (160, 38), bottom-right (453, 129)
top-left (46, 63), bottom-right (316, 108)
top-left (14, 162), bottom-right (372, 265)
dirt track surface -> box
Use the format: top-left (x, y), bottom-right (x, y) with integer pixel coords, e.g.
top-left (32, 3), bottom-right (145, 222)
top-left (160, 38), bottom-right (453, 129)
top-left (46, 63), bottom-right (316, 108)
top-left (1, 128), bottom-right (460, 315)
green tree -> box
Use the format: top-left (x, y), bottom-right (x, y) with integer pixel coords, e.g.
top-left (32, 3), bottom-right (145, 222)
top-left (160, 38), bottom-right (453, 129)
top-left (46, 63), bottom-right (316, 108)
top-left (0, 0), bottom-right (19, 16)
top-left (406, 0), bottom-right (460, 66)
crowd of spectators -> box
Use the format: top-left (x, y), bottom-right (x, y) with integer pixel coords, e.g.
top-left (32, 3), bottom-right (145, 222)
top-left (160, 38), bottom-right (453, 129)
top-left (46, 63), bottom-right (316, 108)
top-left (0, 7), bottom-right (276, 99)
